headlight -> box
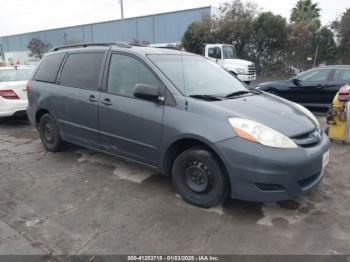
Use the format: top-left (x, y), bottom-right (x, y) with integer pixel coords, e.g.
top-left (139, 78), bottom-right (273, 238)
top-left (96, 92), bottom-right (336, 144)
top-left (293, 103), bottom-right (320, 128)
top-left (235, 68), bottom-right (246, 74)
top-left (228, 118), bottom-right (298, 148)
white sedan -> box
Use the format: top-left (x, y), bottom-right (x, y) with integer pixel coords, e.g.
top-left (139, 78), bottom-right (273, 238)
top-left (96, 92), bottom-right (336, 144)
top-left (0, 66), bottom-right (34, 118)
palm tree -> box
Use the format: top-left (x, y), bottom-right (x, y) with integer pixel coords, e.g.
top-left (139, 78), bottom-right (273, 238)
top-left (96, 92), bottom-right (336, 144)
top-left (290, 0), bottom-right (321, 23)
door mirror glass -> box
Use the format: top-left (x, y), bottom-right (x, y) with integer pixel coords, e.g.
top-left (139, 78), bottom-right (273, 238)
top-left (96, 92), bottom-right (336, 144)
top-left (133, 84), bottom-right (162, 102)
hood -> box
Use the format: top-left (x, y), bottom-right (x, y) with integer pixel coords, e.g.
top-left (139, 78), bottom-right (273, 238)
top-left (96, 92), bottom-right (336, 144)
top-left (194, 93), bottom-right (316, 137)
top-left (223, 59), bottom-right (253, 68)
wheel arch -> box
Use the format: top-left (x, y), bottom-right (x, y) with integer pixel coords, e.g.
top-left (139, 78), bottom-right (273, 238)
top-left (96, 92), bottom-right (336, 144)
top-left (35, 108), bottom-right (50, 127)
top-left (161, 136), bottom-right (230, 183)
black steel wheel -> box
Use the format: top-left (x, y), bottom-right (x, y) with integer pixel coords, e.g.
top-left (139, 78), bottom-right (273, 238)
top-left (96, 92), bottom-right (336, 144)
top-left (172, 147), bottom-right (229, 208)
top-left (39, 113), bottom-right (63, 152)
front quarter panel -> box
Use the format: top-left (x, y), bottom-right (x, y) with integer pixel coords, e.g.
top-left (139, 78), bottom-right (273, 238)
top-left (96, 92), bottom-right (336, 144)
top-left (162, 96), bottom-right (235, 148)
top-left (160, 96), bottom-right (236, 172)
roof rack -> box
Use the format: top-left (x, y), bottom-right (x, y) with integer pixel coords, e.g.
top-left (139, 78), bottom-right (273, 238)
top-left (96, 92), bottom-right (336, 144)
top-left (152, 46), bottom-right (182, 51)
top-left (51, 42), bottom-right (132, 51)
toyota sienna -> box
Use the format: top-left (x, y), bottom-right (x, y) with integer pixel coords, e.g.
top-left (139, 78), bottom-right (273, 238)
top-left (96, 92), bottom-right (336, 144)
top-left (27, 43), bottom-right (330, 207)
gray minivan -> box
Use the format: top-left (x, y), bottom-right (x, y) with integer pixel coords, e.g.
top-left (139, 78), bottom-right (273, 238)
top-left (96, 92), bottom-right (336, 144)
top-left (27, 43), bottom-right (330, 208)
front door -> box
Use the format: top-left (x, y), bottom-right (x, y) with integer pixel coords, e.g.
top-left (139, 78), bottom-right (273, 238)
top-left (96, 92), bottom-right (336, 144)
top-left (294, 68), bottom-right (333, 107)
top-left (99, 53), bottom-right (164, 166)
top-left (207, 46), bottom-right (222, 65)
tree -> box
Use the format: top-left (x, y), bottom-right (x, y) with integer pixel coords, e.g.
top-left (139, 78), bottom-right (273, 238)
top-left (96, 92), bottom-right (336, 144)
top-left (290, 0), bottom-right (321, 24)
top-left (252, 12), bottom-right (288, 75)
top-left (216, 0), bottom-right (259, 57)
top-left (181, 0), bottom-right (344, 75)
top-left (131, 38), bottom-right (151, 46)
top-left (314, 27), bottom-right (338, 64)
top-left (182, 14), bottom-right (216, 54)
top-left (287, 20), bottom-right (320, 71)
top-left (27, 38), bottom-right (49, 58)
top-left (332, 9), bottom-right (350, 64)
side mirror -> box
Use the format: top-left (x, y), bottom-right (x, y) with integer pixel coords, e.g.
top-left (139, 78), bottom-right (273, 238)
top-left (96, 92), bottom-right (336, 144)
top-left (133, 84), bottom-right (163, 103)
top-left (292, 78), bottom-right (300, 86)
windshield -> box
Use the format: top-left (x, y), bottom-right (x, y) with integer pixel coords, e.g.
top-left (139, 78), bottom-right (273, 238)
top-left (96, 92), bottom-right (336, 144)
top-left (0, 69), bottom-right (33, 82)
top-left (222, 46), bottom-right (237, 59)
top-left (148, 54), bottom-right (247, 96)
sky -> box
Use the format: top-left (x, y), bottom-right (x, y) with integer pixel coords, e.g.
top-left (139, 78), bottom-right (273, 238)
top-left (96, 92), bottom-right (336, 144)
top-left (0, 0), bottom-right (349, 37)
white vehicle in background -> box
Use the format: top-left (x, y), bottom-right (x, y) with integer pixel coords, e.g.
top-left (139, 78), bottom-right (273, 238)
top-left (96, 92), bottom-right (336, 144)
top-left (203, 44), bottom-right (256, 84)
top-left (0, 66), bottom-right (33, 118)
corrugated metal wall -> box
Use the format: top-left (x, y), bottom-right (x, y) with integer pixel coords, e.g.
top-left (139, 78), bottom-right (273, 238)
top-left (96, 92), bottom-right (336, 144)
top-left (1, 6), bottom-right (211, 52)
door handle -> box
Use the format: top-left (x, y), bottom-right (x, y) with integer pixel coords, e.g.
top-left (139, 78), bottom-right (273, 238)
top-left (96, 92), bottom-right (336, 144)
top-left (88, 95), bottom-right (98, 102)
top-left (101, 98), bottom-right (112, 106)
top-left (317, 84), bottom-right (324, 89)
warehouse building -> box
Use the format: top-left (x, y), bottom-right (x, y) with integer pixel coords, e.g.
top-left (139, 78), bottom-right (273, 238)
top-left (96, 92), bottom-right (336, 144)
top-left (0, 6), bottom-right (214, 64)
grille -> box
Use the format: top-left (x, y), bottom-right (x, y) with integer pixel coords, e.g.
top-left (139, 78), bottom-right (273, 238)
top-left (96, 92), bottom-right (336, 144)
top-left (248, 64), bottom-right (256, 75)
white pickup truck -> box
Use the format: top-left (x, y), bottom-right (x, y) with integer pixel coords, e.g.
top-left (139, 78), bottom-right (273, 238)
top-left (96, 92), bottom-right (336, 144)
top-left (203, 44), bottom-right (256, 84)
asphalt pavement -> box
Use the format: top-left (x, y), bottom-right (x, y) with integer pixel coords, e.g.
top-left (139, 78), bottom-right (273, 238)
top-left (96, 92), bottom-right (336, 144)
top-left (0, 116), bottom-right (349, 256)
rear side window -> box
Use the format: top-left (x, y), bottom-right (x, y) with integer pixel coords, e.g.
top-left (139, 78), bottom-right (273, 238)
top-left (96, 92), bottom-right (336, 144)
top-left (34, 53), bottom-right (65, 83)
top-left (298, 69), bottom-right (332, 82)
top-left (60, 53), bottom-right (105, 90)
top-left (334, 69), bottom-right (350, 82)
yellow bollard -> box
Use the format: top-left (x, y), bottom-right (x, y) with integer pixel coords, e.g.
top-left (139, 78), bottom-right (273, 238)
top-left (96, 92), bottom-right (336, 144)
top-left (327, 85), bottom-right (350, 143)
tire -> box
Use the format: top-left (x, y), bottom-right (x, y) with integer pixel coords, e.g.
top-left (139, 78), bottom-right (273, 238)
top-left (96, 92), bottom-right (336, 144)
top-left (244, 81), bottom-right (251, 85)
top-left (172, 147), bottom-right (229, 208)
top-left (39, 113), bottom-right (63, 152)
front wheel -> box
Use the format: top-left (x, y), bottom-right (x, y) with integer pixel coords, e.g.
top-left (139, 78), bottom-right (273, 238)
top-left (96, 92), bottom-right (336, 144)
top-left (172, 147), bottom-right (229, 208)
top-left (39, 113), bottom-right (63, 152)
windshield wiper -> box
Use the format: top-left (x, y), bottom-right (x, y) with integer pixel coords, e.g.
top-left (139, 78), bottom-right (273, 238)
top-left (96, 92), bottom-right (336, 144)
top-left (189, 94), bottom-right (222, 101)
top-left (225, 89), bottom-right (260, 98)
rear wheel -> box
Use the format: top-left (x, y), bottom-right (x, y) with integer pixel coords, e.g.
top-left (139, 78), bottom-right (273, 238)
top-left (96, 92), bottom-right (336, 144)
top-left (39, 113), bottom-right (63, 152)
top-left (172, 147), bottom-right (229, 208)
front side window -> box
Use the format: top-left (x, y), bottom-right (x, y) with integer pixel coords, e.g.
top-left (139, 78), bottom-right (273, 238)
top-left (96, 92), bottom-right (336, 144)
top-left (334, 69), bottom-right (350, 82)
top-left (208, 48), bottom-right (215, 58)
top-left (107, 54), bottom-right (160, 98)
top-left (298, 69), bottom-right (332, 82)
top-left (60, 53), bottom-right (105, 90)
top-left (0, 69), bottom-right (33, 82)
top-left (149, 54), bottom-right (247, 96)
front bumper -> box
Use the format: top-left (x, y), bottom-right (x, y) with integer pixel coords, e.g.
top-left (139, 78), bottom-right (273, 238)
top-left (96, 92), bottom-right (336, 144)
top-left (0, 98), bottom-right (28, 118)
top-left (237, 74), bottom-right (256, 82)
top-left (214, 133), bottom-right (330, 202)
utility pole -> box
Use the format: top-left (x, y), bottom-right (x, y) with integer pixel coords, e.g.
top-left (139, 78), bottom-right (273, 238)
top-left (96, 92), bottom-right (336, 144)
top-left (120, 0), bottom-right (125, 41)
top-left (313, 44), bottom-right (319, 68)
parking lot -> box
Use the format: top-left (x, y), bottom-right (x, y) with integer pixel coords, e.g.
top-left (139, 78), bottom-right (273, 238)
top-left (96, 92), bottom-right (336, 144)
top-left (0, 115), bottom-right (350, 256)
